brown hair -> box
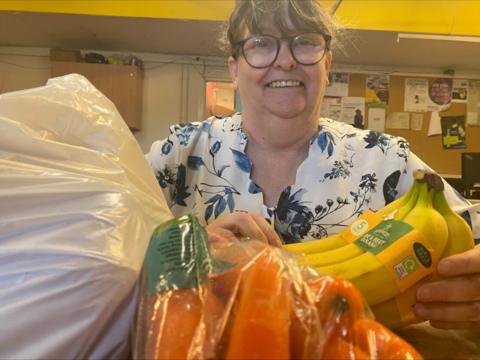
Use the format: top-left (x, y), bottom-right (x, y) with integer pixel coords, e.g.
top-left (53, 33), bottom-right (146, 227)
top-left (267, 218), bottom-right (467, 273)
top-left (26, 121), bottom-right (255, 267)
top-left (224, 0), bottom-right (339, 57)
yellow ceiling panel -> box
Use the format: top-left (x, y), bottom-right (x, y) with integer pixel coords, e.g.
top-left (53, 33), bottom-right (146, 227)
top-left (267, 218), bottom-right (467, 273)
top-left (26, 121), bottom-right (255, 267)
top-left (1, 0), bottom-right (479, 36)
top-left (0, 1), bottom-right (235, 21)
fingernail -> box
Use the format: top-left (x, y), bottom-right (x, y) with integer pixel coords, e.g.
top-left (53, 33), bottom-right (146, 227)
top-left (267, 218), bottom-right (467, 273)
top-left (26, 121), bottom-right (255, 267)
top-left (417, 287), bottom-right (431, 301)
top-left (412, 303), bottom-right (427, 317)
top-left (437, 259), bottom-right (453, 274)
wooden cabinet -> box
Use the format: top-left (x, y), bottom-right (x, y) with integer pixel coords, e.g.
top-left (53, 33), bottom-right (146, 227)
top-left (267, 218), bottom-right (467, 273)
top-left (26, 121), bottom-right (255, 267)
top-left (51, 61), bottom-right (143, 131)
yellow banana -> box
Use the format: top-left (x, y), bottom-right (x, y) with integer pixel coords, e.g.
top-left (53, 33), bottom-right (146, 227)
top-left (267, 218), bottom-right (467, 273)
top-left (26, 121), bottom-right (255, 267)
top-left (316, 251), bottom-right (381, 280)
top-left (299, 242), bottom-right (364, 266)
top-left (371, 280), bottom-right (425, 329)
top-left (318, 178), bottom-right (449, 307)
top-left (402, 180), bottom-right (448, 258)
top-left (282, 233), bottom-right (347, 255)
top-left (433, 190), bottom-right (475, 257)
top-left (392, 181), bottom-right (420, 221)
top-left (376, 176), bottom-right (417, 218)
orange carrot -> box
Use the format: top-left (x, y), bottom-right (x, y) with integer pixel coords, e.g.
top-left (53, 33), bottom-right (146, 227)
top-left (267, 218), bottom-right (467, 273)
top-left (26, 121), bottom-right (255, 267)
top-left (321, 336), bottom-right (370, 360)
top-left (351, 318), bottom-right (423, 360)
top-left (146, 288), bottom-right (202, 359)
top-left (225, 248), bottom-right (291, 360)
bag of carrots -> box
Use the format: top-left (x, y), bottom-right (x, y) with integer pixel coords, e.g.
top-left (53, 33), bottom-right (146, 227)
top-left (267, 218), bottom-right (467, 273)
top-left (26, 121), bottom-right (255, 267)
top-left (133, 214), bottom-right (424, 360)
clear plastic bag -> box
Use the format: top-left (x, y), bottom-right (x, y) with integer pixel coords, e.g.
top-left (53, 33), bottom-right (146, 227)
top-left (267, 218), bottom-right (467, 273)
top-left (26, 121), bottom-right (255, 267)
top-left (134, 215), bottom-right (423, 360)
top-left (0, 74), bottom-right (173, 359)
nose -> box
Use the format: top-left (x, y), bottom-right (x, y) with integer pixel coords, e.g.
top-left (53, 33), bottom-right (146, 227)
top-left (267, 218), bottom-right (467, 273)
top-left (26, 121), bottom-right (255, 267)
top-left (273, 40), bottom-right (297, 70)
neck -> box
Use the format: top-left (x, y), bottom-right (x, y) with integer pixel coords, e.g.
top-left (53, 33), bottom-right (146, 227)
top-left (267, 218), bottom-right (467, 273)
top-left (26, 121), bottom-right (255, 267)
top-left (241, 111), bottom-right (319, 152)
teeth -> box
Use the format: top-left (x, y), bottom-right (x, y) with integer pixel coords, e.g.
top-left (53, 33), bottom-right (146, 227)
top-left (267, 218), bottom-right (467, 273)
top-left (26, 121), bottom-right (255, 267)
top-left (268, 80), bottom-right (302, 88)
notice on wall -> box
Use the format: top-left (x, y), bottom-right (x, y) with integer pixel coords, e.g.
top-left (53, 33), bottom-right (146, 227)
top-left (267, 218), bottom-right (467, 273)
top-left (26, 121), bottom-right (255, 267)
top-left (386, 112), bottom-right (410, 129)
top-left (452, 79), bottom-right (469, 103)
top-left (367, 107), bottom-right (386, 132)
top-left (404, 78), bottom-right (428, 112)
top-left (366, 75), bottom-right (390, 105)
top-left (428, 111), bottom-right (442, 136)
top-left (467, 80), bottom-right (480, 126)
top-left (404, 78), bottom-right (452, 112)
top-left (325, 73), bottom-right (349, 97)
top-left (340, 97), bottom-right (365, 125)
top-left (410, 113), bottom-right (424, 131)
top-left (441, 115), bottom-right (466, 149)
top-left (320, 96), bottom-right (342, 121)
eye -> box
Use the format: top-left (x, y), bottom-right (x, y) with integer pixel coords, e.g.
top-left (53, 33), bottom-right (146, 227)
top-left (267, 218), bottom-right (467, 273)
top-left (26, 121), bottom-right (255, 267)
top-left (245, 36), bottom-right (275, 51)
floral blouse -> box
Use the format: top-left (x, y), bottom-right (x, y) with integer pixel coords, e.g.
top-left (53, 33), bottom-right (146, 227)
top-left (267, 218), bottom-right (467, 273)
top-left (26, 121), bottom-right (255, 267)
top-left (146, 114), bottom-right (479, 244)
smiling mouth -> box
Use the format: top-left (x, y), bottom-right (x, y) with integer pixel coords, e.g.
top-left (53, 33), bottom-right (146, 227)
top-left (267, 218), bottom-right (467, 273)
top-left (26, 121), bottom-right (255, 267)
top-left (267, 80), bottom-right (303, 88)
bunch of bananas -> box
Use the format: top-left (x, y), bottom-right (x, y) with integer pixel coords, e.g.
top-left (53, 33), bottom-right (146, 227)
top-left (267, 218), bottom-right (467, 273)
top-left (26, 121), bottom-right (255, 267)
top-left (284, 170), bottom-right (475, 328)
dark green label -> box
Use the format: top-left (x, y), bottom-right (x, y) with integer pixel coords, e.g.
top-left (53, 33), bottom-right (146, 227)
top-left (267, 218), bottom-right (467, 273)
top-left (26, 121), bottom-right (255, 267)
top-left (146, 215), bottom-right (212, 295)
top-left (413, 242), bottom-right (432, 268)
top-left (354, 219), bottom-right (414, 255)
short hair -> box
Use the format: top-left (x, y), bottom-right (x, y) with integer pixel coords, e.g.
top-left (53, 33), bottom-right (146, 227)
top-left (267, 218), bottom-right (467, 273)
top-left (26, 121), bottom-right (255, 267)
top-left (224, 0), bottom-right (338, 57)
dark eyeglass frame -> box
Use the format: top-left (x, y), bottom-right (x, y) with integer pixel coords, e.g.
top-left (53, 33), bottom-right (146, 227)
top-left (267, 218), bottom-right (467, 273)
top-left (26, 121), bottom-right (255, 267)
top-left (234, 32), bottom-right (332, 69)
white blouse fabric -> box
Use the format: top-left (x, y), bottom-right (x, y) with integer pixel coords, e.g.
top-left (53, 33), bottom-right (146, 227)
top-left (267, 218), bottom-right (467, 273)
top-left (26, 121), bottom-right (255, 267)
top-left (147, 114), bottom-right (479, 244)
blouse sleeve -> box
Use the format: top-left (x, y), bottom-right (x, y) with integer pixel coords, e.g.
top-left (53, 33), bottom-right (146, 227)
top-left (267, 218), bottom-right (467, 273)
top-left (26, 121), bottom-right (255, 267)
top-left (145, 122), bottom-right (204, 207)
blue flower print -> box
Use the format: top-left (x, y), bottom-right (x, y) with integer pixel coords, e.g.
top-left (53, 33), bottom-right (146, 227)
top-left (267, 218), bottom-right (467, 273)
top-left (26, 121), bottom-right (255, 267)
top-left (172, 123), bottom-right (200, 146)
top-left (274, 187), bottom-right (314, 244)
top-left (161, 139), bottom-right (173, 155)
top-left (363, 131), bottom-right (391, 153)
top-left (155, 164), bottom-right (191, 207)
top-left (383, 170), bottom-right (401, 205)
top-left (316, 131), bottom-right (336, 158)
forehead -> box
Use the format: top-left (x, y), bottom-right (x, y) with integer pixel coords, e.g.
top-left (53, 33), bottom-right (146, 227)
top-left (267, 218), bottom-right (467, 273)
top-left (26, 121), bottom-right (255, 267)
top-left (243, 16), bottom-right (298, 37)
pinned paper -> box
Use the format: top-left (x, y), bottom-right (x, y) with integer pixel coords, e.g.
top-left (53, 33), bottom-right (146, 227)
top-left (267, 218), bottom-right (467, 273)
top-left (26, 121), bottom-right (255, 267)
top-left (367, 107), bottom-right (386, 132)
top-left (410, 113), bottom-right (424, 131)
top-left (427, 111), bottom-right (442, 136)
top-left (386, 112), bottom-right (410, 129)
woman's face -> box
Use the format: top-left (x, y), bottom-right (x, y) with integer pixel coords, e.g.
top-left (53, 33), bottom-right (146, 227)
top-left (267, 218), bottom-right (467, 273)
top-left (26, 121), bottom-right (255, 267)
top-left (228, 23), bottom-right (332, 121)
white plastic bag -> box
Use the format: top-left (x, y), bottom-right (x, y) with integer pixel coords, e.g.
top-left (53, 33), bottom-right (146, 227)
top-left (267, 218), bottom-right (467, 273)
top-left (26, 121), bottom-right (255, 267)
top-left (0, 74), bottom-right (173, 359)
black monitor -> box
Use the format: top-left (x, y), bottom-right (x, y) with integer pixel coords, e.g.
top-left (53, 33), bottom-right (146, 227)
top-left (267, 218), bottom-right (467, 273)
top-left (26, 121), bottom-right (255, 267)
top-left (461, 152), bottom-right (480, 191)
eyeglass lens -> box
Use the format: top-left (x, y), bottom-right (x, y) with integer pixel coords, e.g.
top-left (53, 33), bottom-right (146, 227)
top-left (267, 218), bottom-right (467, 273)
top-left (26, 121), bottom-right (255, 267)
top-left (242, 33), bottom-right (328, 68)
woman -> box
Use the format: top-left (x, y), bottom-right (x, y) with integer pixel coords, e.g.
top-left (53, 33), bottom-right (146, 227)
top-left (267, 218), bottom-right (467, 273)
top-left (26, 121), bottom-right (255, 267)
top-left (147, 0), bottom-right (480, 329)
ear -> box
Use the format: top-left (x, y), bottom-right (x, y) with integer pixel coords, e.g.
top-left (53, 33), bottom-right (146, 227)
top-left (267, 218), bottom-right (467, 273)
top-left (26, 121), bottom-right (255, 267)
top-left (324, 51), bottom-right (333, 79)
top-left (228, 56), bottom-right (239, 88)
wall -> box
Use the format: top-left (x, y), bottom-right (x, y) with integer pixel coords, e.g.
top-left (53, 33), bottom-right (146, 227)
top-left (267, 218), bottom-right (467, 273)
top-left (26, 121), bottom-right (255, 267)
top-left (346, 73), bottom-right (480, 175)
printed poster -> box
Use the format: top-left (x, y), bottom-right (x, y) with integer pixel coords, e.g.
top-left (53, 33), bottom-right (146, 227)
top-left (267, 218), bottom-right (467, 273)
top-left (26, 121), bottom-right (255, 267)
top-left (325, 73), bottom-right (349, 97)
top-left (320, 96), bottom-right (342, 121)
top-left (452, 79), bottom-right (468, 103)
top-left (366, 75), bottom-right (389, 105)
top-left (441, 115), bottom-right (466, 149)
top-left (404, 78), bottom-right (452, 112)
top-left (386, 112), bottom-right (410, 129)
top-left (340, 97), bottom-right (365, 125)
top-left (410, 113), bottom-right (424, 131)
top-left (367, 107), bottom-right (386, 132)
top-left (467, 80), bottom-right (480, 126)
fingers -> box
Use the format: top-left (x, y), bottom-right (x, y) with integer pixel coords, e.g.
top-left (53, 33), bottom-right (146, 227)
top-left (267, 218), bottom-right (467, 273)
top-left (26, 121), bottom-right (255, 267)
top-left (249, 212), bottom-right (282, 247)
top-left (412, 301), bottom-right (480, 325)
top-left (416, 275), bottom-right (480, 302)
top-left (206, 212), bottom-right (281, 247)
top-left (207, 228), bottom-right (237, 244)
top-left (437, 247), bottom-right (480, 277)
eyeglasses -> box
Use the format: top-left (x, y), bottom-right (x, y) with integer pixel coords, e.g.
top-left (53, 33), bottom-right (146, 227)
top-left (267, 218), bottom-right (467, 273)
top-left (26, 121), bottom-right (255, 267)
top-left (235, 33), bottom-right (331, 69)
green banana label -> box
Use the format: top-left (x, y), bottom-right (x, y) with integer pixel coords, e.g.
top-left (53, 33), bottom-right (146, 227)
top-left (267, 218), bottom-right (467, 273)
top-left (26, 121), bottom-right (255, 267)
top-left (354, 219), bottom-right (435, 292)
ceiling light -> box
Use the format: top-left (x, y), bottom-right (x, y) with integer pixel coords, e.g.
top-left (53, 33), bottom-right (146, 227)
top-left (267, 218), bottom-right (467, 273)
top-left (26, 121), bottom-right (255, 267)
top-left (397, 33), bottom-right (480, 44)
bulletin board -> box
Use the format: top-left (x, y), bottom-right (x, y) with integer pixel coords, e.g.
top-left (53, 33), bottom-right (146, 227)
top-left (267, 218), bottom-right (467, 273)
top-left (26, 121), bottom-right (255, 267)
top-left (347, 74), bottom-right (480, 175)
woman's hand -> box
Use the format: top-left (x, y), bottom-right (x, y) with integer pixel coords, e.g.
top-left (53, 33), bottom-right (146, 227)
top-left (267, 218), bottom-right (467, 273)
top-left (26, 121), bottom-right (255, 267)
top-left (413, 246), bottom-right (480, 329)
top-left (206, 211), bottom-right (282, 247)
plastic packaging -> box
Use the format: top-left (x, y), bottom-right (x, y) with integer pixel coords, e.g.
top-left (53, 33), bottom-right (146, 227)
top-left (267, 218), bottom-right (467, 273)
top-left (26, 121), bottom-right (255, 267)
top-left (133, 215), bottom-right (423, 360)
top-left (0, 74), bottom-right (173, 359)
